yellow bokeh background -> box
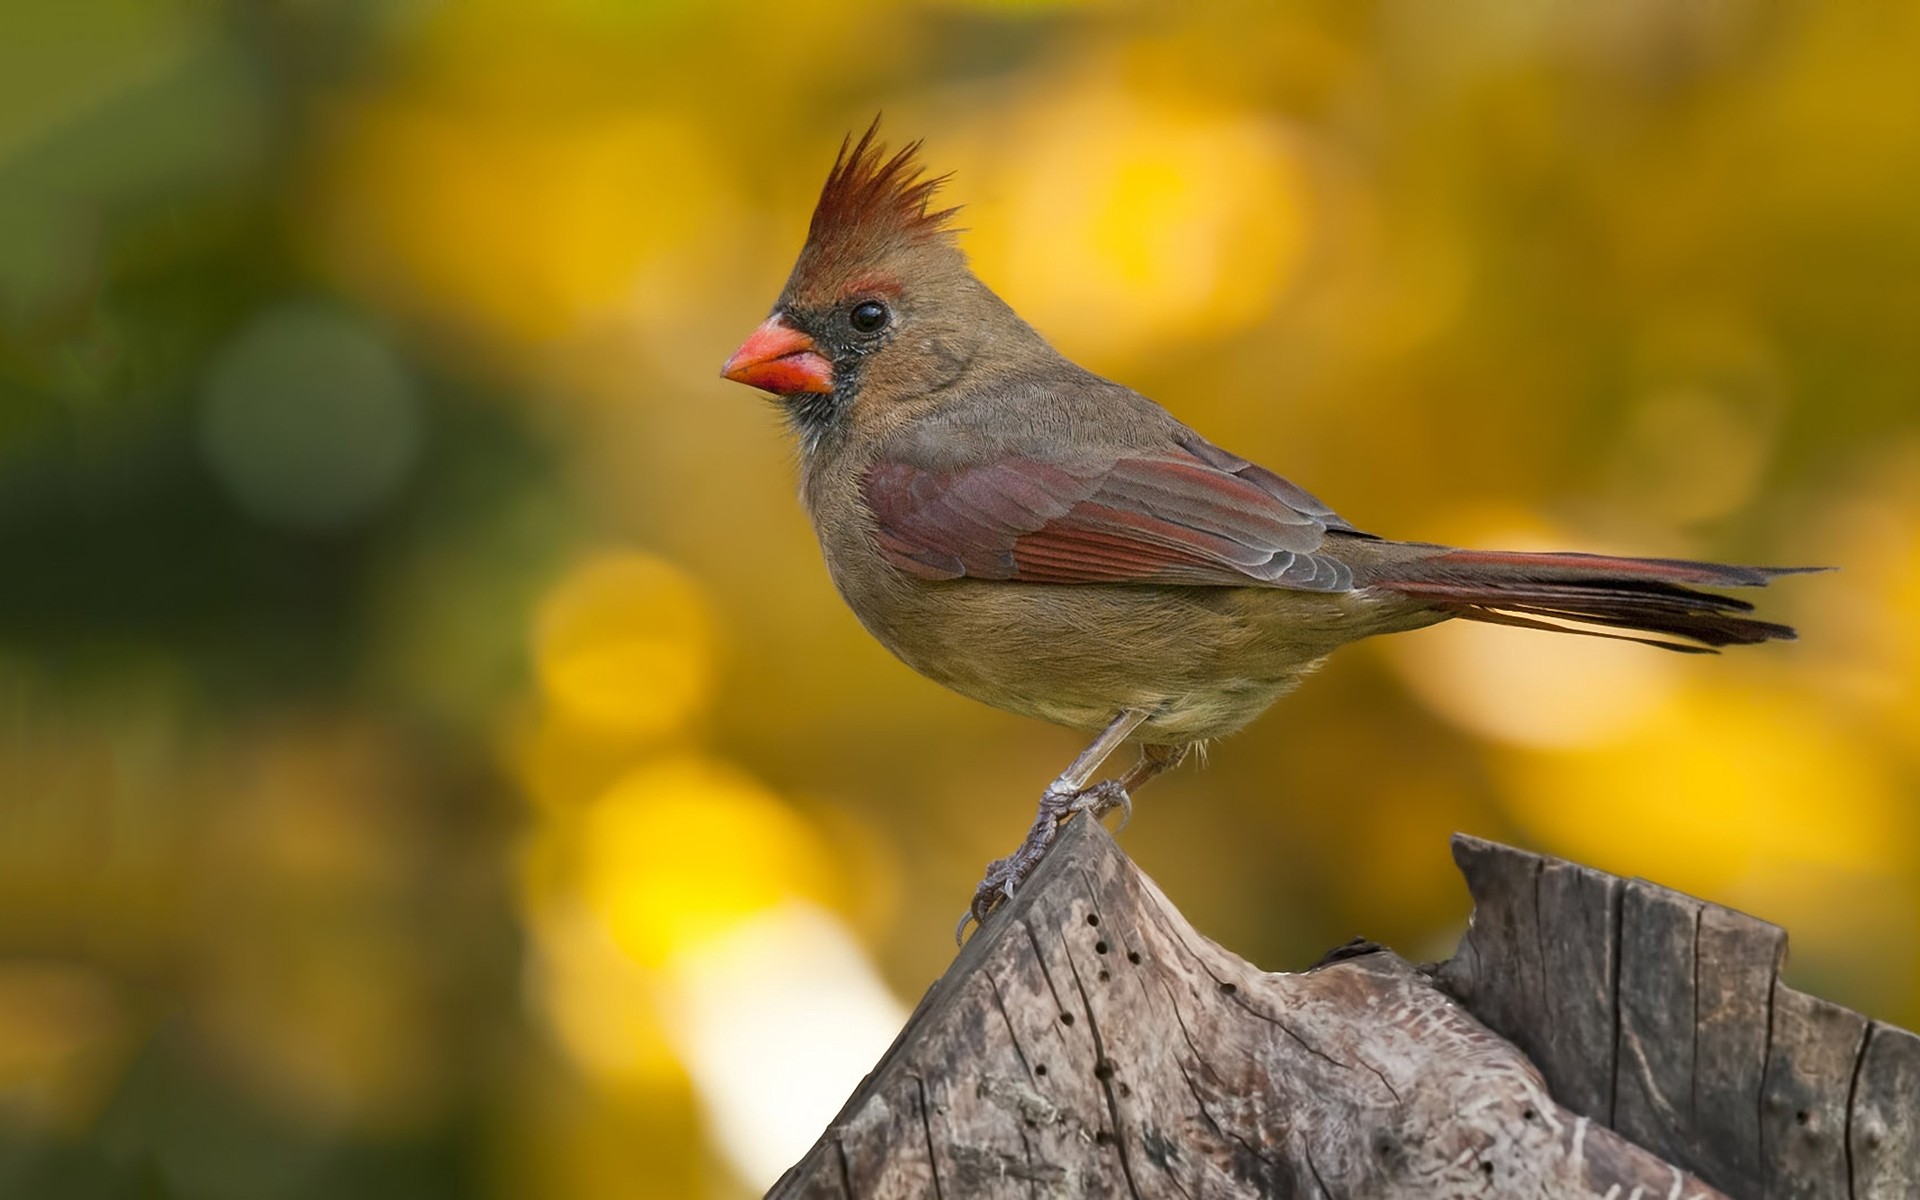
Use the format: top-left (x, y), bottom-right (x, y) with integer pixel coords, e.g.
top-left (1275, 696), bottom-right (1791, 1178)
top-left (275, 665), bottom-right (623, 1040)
top-left (3, 1), bottom-right (1919, 1196)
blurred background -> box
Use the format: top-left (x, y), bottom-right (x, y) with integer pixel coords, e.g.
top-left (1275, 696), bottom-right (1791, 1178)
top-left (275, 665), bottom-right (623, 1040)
top-left (3, 1), bottom-right (1918, 1196)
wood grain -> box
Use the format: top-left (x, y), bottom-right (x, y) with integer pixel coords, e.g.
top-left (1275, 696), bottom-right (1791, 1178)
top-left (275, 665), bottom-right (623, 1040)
top-left (770, 820), bottom-right (1751, 1199)
top-left (1444, 834), bottom-right (1917, 1200)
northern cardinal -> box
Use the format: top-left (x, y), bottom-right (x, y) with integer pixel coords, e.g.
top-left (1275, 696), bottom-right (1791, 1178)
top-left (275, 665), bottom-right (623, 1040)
top-left (722, 120), bottom-right (1816, 940)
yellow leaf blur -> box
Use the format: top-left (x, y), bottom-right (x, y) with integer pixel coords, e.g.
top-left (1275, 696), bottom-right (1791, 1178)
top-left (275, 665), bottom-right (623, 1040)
top-left (535, 552), bottom-right (716, 738)
top-left (578, 756), bottom-right (834, 969)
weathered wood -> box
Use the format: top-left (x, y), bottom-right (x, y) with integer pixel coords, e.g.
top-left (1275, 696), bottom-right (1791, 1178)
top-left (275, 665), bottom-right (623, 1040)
top-left (774, 823), bottom-right (1919, 1198)
top-left (1437, 841), bottom-right (1629, 1125)
top-left (1440, 834), bottom-right (1919, 1200)
top-left (1761, 984), bottom-right (1868, 1198)
top-left (1615, 879), bottom-right (1706, 1170)
top-left (1851, 1023), bottom-right (1920, 1198)
top-left (1693, 903), bottom-right (1786, 1196)
top-left (771, 819), bottom-right (1739, 1199)
top-left (1536, 857), bottom-right (1623, 1122)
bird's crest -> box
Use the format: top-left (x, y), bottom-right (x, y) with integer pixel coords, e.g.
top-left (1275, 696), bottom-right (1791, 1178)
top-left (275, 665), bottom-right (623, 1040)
top-left (803, 118), bottom-right (961, 268)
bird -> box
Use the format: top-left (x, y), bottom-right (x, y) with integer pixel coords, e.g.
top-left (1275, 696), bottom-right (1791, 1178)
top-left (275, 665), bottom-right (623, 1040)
top-left (720, 119), bottom-right (1818, 941)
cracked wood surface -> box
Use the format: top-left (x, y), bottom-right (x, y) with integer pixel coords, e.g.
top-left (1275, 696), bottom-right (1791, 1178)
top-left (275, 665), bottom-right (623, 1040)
top-left (1439, 836), bottom-right (1920, 1199)
top-left (768, 819), bottom-right (1751, 1199)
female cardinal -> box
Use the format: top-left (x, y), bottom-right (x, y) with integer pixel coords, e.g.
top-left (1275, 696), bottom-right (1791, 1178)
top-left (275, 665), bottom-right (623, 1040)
top-left (721, 120), bottom-right (1815, 940)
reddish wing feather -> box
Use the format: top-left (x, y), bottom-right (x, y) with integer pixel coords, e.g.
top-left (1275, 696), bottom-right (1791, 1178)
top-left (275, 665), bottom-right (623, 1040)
top-left (861, 438), bottom-right (1355, 592)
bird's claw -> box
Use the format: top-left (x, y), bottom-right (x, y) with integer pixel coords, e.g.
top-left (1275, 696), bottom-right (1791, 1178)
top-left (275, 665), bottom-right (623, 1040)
top-left (1070, 779), bottom-right (1133, 830)
top-left (955, 859), bottom-right (1021, 944)
top-left (956, 839), bottom-right (1046, 944)
top-left (954, 780), bottom-right (1135, 944)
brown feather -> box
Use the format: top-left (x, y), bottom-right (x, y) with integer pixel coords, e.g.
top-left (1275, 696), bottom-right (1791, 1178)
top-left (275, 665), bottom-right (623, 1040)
top-left (802, 117), bottom-right (961, 274)
top-left (1369, 549), bottom-right (1816, 650)
top-left (859, 435), bottom-right (1354, 591)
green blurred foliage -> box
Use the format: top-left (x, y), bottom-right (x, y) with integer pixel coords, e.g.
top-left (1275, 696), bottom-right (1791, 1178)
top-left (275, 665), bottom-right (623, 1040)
top-left (2, 1), bottom-right (1918, 1197)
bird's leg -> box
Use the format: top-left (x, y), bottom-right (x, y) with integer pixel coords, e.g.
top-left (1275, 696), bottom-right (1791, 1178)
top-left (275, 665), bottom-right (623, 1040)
top-left (958, 710), bottom-right (1151, 943)
top-left (1077, 741), bottom-right (1192, 832)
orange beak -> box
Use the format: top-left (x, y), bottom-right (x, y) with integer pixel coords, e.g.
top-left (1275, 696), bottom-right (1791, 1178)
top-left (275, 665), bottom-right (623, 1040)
top-left (721, 316), bottom-right (833, 395)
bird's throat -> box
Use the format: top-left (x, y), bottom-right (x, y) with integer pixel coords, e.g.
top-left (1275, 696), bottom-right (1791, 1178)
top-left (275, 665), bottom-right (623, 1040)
top-left (785, 387), bottom-right (850, 456)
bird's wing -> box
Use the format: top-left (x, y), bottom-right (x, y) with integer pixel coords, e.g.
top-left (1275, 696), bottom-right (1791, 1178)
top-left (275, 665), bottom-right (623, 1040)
top-left (861, 430), bottom-right (1360, 591)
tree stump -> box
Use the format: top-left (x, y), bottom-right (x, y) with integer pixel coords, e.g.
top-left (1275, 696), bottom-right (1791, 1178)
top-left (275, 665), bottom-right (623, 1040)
top-left (768, 817), bottom-right (1920, 1199)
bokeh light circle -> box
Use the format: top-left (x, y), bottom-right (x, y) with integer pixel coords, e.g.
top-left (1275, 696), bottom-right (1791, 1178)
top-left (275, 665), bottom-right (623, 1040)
top-left (577, 756), bottom-right (832, 968)
top-left (534, 552), bottom-right (717, 738)
top-left (973, 88), bottom-right (1309, 363)
top-left (199, 304), bottom-right (421, 531)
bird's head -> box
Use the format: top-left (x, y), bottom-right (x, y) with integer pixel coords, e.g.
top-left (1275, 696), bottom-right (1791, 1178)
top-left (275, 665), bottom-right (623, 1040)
top-left (722, 120), bottom-right (1025, 451)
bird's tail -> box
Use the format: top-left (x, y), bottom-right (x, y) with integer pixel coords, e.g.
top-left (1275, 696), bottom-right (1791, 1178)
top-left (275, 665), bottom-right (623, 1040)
top-left (1370, 547), bottom-right (1823, 654)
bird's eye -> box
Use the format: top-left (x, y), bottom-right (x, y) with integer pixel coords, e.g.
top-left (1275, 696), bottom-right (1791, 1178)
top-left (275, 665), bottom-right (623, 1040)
top-left (849, 300), bottom-right (890, 334)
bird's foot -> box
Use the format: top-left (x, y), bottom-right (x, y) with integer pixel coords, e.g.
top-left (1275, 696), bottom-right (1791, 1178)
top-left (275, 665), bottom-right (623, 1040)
top-left (955, 780), bottom-right (1133, 944)
top-left (1071, 778), bottom-right (1133, 830)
